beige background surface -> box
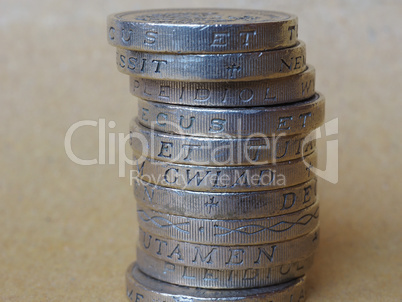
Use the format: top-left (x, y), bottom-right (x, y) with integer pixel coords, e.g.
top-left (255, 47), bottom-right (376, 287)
top-left (1, 0), bottom-right (401, 301)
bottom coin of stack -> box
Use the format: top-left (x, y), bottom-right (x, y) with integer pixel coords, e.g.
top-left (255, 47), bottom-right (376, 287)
top-left (127, 264), bottom-right (307, 302)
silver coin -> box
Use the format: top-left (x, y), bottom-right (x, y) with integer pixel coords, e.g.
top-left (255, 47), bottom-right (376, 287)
top-left (136, 201), bottom-right (319, 245)
top-left (130, 118), bottom-right (316, 166)
top-left (126, 263), bottom-right (307, 301)
top-left (115, 41), bottom-right (306, 81)
top-left (137, 225), bottom-right (319, 269)
top-left (132, 152), bottom-right (317, 192)
top-left (129, 65), bottom-right (315, 107)
top-left (108, 9), bottom-right (298, 53)
top-left (133, 178), bottom-right (318, 219)
top-left (137, 93), bottom-right (324, 138)
top-left (137, 249), bottom-right (313, 289)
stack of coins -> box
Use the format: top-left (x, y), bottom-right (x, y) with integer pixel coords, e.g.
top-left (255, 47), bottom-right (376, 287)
top-left (107, 8), bottom-right (325, 301)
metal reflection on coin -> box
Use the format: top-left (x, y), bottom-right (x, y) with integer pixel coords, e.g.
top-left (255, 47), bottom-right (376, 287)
top-left (137, 225), bottom-right (319, 269)
top-left (136, 201), bottom-right (319, 245)
top-left (137, 93), bottom-right (324, 138)
top-left (130, 119), bottom-right (317, 166)
top-left (126, 263), bottom-right (307, 301)
top-left (108, 9), bottom-right (298, 53)
top-left (132, 152), bottom-right (317, 192)
top-left (133, 178), bottom-right (318, 219)
top-left (137, 249), bottom-right (314, 289)
top-left (115, 41), bottom-right (306, 81)
top-left (129, 65), bottom-right (315, 107)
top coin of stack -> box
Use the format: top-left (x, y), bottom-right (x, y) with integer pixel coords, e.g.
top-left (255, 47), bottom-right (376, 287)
top-left (107, 8), bottom-right (323, 300)
top-left (108, 8), bottom-right (299, 54)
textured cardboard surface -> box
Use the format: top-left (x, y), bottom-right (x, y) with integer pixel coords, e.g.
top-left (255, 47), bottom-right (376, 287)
top-left (1, 0), bottom-right (401, 301)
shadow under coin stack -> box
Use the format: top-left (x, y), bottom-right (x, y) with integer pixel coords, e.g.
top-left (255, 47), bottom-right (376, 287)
top-left (107, 9), bottom-right (325, 301)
